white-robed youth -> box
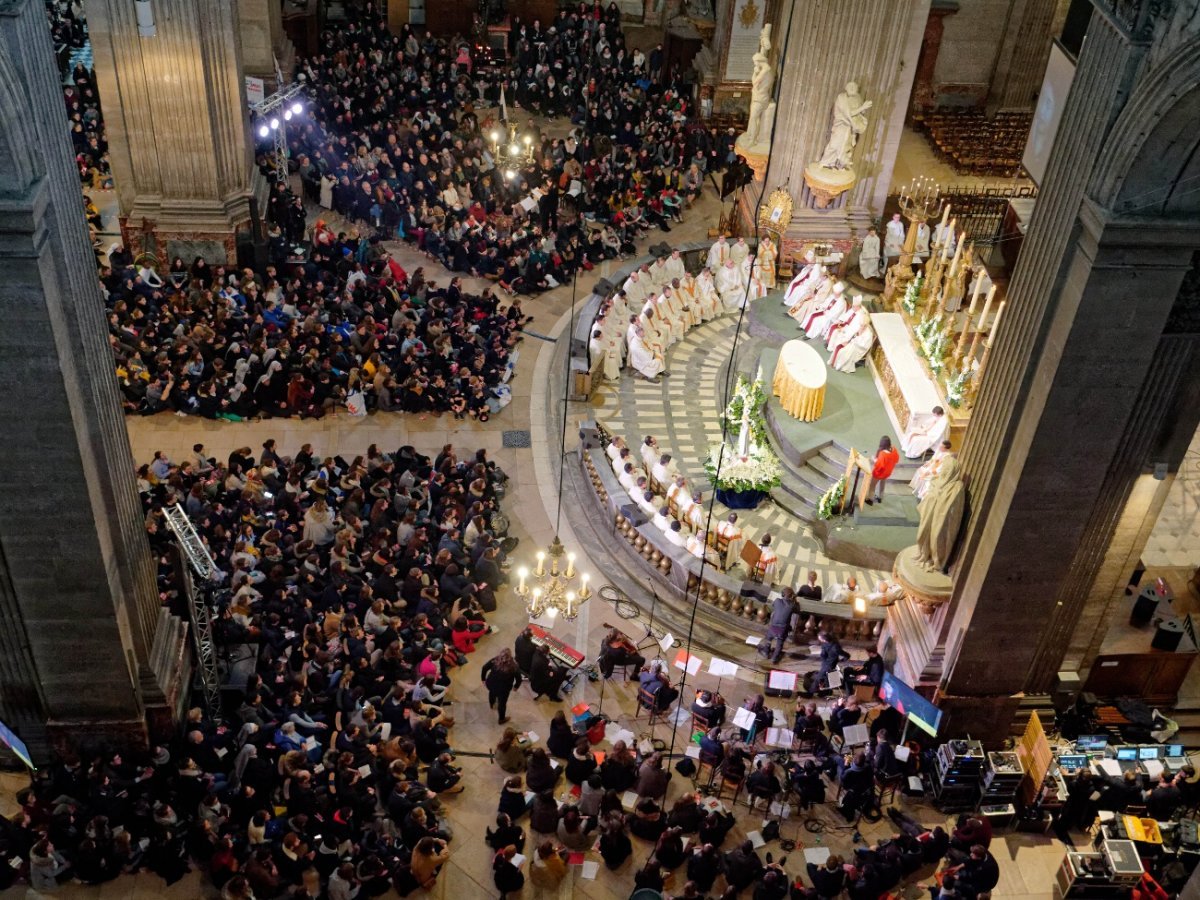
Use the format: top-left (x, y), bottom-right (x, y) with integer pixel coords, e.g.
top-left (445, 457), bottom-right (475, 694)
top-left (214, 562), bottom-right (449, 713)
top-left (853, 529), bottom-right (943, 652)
top-left (883, 214), bottom-right (905, 261)
top-left (902, 407), bottom-right (949, 458)
top-left (858, 231), bottom-right (883, 280)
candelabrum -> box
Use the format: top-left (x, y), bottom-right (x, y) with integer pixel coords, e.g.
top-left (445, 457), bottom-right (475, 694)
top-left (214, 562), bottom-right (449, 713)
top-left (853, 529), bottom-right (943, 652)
top-left (513, 535), bottom-right (590, 621)
top-left (885, 176), bottom-right (940, 303)
top-left (490, 122), bottom-right (536, 182)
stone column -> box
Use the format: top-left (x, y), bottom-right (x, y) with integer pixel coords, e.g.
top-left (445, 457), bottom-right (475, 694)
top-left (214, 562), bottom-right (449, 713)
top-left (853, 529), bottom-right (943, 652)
top-left (987, 0), bottom-right (1060, 111)
top-left (931, 2), bottom-right (1200, 736)
top-left (240, 0), bottom-right (295, 90)
top-left (0, 0), bottom-right (184, 762)
top-left (910, 2), bottom-right (958, 116)
top-left (84, 0), bottom-right (256, 264)
top-left (761, 0), bottom-right (930, 248)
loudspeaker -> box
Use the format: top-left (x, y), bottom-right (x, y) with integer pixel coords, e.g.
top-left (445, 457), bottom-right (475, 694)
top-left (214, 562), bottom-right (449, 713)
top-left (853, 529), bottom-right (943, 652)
top-left (619, 504), bottom-right (647, 527)
top-left (1152, 618), bottom-right (1185, 652)
top-left (594, 278), bottom-right (615, 296)
top-left (579, 423), bottom-right (600, 448)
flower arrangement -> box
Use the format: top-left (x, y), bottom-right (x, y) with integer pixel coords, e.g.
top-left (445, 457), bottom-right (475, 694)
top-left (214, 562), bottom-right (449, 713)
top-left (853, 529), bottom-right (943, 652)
top-left (901, 275), bottom-right (923, 317)
top-left (817, 475), bottom-right (846, 519)
top-left (704, 441), bottom-right (783, 493)
top-left (719, 373), bottom-right (769, 448)
top-left (944, 366), bottom-right (971, 408)
top-left (914, 314), bottom-right (950, 372)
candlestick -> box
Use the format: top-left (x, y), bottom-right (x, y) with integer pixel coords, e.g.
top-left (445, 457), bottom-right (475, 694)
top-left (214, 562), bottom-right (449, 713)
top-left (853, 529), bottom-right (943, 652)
top-left (517, 566), bottom-right (528, 595)
top-left (977, 285), bottom-right (996, 332)
top-left (942, 219), bottom-right (955, 261)
top-left (565, 591), bottom-right (576, 618)
top-left (954, 319), bottom-right (972, 363)
top-left (566, 552), bottom-right (576, 578)
top-left (989, 301), bottom-right (1005, 340)
top-left (939, 203), bottom-right (950, 229)
top-left (535, 551), bottom-right (545, 577)
top-left (966, 269), bottom-right (983, 317)
top-left (550, 553), bottom-right (559, 576)
top-left (948, 225), bottom-right (963, 273)
top-left (967, 327), bottom-right (984, 367)
top-left (580, 573), bottom-right (590, 599)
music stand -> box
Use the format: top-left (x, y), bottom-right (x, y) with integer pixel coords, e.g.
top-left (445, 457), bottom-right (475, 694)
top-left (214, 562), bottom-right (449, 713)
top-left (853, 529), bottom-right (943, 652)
top-left (741, 540), bottom-right (762, 581)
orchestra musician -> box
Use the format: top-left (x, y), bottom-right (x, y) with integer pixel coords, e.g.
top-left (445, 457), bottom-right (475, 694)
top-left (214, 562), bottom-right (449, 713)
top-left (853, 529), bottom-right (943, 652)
top-left (599, 626), bottom-right (646, 679)
top-left (530, 643), bottom-right (567, 702)
top-left (638, 661), bottom-right (679, 712)
top-left (692, 689), bottom-right (727, 728)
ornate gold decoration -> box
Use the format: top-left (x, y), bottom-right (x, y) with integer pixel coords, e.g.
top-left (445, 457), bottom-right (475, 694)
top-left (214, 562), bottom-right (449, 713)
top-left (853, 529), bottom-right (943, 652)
top-left (757, 186), bottom-right (793, 246)
top-left (739, 0), bottom-right (760, 29)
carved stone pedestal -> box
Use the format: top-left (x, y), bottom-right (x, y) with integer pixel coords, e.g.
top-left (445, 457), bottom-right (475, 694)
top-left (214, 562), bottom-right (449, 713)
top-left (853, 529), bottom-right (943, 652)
top-left (803, 164), bottom-right (858, 209)
top-left (892, 545), bottom-right (952, 614)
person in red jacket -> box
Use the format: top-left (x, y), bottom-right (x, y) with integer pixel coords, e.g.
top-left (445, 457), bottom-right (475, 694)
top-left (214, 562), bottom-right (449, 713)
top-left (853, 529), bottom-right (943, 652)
top-left (865, 436), bottom-right (899, 506)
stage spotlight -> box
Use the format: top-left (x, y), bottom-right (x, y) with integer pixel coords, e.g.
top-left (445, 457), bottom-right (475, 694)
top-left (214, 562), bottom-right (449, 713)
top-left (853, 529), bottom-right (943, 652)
top-left (258, 125), bottom-right (269, 138)
top-left (283, 109), bottom-right (293, 121)
top-left (853, 596), bottom-right (867, 617)
top-left (291, 101), bottom-right (303, 115)
top-left (269, 117), bottom-right (279, 129)
top-left (505, 169), bottom-right (515, 180)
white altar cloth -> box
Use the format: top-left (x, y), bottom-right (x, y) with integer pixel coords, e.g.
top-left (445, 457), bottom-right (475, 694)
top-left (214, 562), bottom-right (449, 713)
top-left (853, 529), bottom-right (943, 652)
top-left (870, 313), bottom-right (942, 434)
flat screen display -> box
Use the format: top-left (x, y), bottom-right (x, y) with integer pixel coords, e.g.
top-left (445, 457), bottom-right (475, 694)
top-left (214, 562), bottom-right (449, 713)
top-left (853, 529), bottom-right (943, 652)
top-left (1116, 747), bottom-right (1138, 761)
top-left (1139, 746), bottom-right (1161, 760)
top-left (878, 672), bottom-right (943, 737)
top-left (1075, 735), bottom-right (1108, 751)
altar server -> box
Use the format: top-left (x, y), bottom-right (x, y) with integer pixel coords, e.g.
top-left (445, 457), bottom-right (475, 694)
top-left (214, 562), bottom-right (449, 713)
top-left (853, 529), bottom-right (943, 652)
top-left (902, 406), bottom-right (949, 459)
top-left (628, 325), bottom-right (667, 380)
top-left (706, 235), bottom-right (731, 270)
top-left (716, 513), bottom-right (745, 570)
top-left (858, 227), bottom-right (884, 280)
top-left (883, 213), bottom-right (905, 266)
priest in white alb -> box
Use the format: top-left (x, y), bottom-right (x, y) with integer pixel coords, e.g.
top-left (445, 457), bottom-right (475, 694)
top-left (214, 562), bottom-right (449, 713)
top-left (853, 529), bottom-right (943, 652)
top-left (670, 278), bottom-right (697, 329)
top-left (786, 267), bottom-right (828, 321)
top-left (627, 324), bottom-right (667, 380)
top-left (802, 281), bottom-right (847, 340)
top-left (706, 235), bottom-right (731, 270)
top-left (694, 269), bottom-right (722, 321)
top-left (826, 296), bottom-right (874, 373)
top-left (623, 270), bottom-right (647, 308)
top-left (715, 513), bottom-right (745, 571)
top-left (590, 326), bottom-right (621, 381)
top-left (729, 237), bottom-right (750, 266)
top-left (649, 254), bottom-right (671, 288)
top-left (687, 531), bottom-right (723, 568)
top-left (902, 405), bottom-right (948, 458)
top-left (914, 221), bottom-right (931, 265)
top-left (883, 213), bottom-right (905, 267)
top-left (715, 259), bottom-right (747, 310)
top-left (756, 235), bottom-right (778, 288)
top-left (741, 256), bottom-right (768, 303)
top-left (664, 249), bottom-right (687, 283)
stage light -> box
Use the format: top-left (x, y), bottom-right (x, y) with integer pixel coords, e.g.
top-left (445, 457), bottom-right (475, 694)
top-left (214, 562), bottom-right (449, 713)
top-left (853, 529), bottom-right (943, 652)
top-left (258, 125), bottom-right (269, 138)
top-left (291, 101), bottom-right (303, 115)
top-left (283, 109), bottom-right (293, 121)
top-left (505, 169), bottom-right (515, 180)
top-left (491, 130), bottom-right (500, 143)
top-left (269, 117), bottom-right (279, 130)
top-left (853, 596), bottom-right (867, 617)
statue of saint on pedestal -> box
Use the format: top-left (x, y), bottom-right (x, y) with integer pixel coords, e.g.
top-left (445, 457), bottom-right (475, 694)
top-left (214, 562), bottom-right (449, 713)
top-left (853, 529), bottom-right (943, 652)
top-left (914, 455), bottom-right (966, 572)
top-left (737, 25), bottom-right (774, 151)
top-left (817, 81), bottom-right (873, 170)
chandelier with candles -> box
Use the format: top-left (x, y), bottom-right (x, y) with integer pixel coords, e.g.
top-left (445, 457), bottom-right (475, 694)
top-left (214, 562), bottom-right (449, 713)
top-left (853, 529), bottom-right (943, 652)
top-left (514, 536), bottom-right (590, 621)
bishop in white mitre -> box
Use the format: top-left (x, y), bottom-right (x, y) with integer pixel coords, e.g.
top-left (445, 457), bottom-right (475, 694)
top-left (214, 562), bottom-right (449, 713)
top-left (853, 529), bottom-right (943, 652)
top-left (826, 297), bottom-right (874, 373)
top-left (784, 250), bottom-right (818, 305)
top-left (786, 266), bottom-right (827, 320)
top-left (706, 235), bottom-right (730, 270)
top-left (803, 281), bottom-right (848, 340)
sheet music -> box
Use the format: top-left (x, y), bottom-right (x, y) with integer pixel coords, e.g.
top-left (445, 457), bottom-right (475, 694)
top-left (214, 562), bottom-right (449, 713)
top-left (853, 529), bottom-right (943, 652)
top-left (709, 657), bottom-right (739, 678)
top-left (733, 707), bottom-right (756, 730)
top-left (659, 632), bottom-right (676, 652)
top-left (805, 847), bottom-right (831, 865)
top-left (843, 724), bottom-right (870, 746)
top-left (674, 650), bottom-right (701, 675)
top-left (768, 670), bottom-right (797, 691)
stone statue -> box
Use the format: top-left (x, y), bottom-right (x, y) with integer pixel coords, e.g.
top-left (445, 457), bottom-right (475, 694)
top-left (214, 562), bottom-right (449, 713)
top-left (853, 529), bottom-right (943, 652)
top-left (817, 81), bottom-right (873, 170)
top-left (740, 25), bottom-right (774, 148)
top-left (914, 455), bottom-right (966, 572)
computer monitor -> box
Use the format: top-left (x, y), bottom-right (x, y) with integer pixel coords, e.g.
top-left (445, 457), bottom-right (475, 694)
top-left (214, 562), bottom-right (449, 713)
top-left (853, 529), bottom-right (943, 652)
top-left (1076, 735), bottom-right (1108, 751)
top-left (1058, 754), bottom-right (1087, 770)
top-left (1139, 746), bottom-right (1162, 760)
top-left (1116, 747), bottom-right (1138, 761)
top-left (1166, 744), bottom-right (1185, 758)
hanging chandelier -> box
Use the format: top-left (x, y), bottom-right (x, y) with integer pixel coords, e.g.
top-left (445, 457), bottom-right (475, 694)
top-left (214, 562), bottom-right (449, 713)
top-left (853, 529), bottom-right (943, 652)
top-left (515, 536), bottom-right (591, 621)
top-left (490, 123), bottom-right (536, 181)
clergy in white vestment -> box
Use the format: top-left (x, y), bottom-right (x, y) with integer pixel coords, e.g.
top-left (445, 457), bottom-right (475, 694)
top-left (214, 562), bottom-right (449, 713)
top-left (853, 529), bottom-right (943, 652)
top-left (730, 237), bottom-right (750, 266)
top-left (628, 325), bottom-right (666, 380)
top-left (784, 250), bottom-right (818, 305)
top-left (902, 406), bottom-right (949, 458)
top-left (756, 235), bottom-right (778, 288)
top-left (636, 489), bottom-right (659, 518)
top-left (866, 580), bottom-right (905, 606)
top-left (623, 271), bottom-right (647, 307)
top-left (618, 462), bottom-right (640, 495)
top-left (687, 532), bottom-right (722, 568)
top-left (706, 235), bottom-right (730, 270)
top-left (670, 278), bottom-right (697, 329)
top-left (715, 513), bottom-right (745, 570)
top-left (651, 454), bottom-right (679, 488)
top-left (825, 576), bottom-right (859, 605)
top-left (802, 282), bottom-right (847, 340)
top-left (684, 494), bottom-right (705, 532)
top-left (641, 436), bottom-right (661, 474)
top-left (826, 295), bottom-right (869, 357)
top-left (606, 436), bottom-right (628, 467)
top-left (933, 221), bottom-right (956, 256)
top-left (753, 533), bottom-right (779, 582)
top-left (910, 441), bottom-right (952, 499)
top-left (745, 262), bottom-right (768, 303)
top-left (649, 256), bottom-right (671, 288)
top-left (666, 475), bottom-right (688, 507)
top-left (611, 446), bottom-right (637, 479)
top-left (693, 270), bottom-right (722, 321)
top-left (883, 213), bottom-right (905, 264)
top-left (664, 520), bottom-right (688, 549)
top-left (656, 288), bottom-right (686, 342)
top-left (590, 328), bottom-right (621, 381)
top-left (858, 228), bottom-right (884, 280)
top-left (664, 249), bottom-right (686, 283)
top-left (716, 259), bottom-right (748, 310)
top-left (786, 268), bottom-right (828, 321)
top-left (652, 505), bottom-right (674, 533)
top-left (914, 222), bottom-right (931, 263)
top-left (639, 305), bottom-right (669, 348)
top-left (829, 321), bottom-right (873, 373)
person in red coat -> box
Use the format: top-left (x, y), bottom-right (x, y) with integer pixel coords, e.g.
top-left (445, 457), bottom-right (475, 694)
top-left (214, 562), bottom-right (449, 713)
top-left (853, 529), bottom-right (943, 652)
top-left (865, 436), bottom-right (899, 506)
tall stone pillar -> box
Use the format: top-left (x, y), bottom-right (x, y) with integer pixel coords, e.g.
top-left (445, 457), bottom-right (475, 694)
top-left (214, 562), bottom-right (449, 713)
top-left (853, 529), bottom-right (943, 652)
top-left (240, 0), bottom-right (295, 90)
top-left (987, 0), bottom-right (1062, 111)
top-left (0, 0), bottom-right (186, 762)
top-left (910, 2), bottom-right (958, 116)
top-left (84, 0), bottom-right (256, 264)
top-left (926, 0), bottom-right (1200, 738)
top-left (759, 0), bottom-right (929, 248)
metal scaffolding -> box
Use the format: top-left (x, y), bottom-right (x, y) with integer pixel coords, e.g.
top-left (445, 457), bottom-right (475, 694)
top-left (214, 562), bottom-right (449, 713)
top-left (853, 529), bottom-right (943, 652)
top-left (162, 503), bottom-right (222, 721)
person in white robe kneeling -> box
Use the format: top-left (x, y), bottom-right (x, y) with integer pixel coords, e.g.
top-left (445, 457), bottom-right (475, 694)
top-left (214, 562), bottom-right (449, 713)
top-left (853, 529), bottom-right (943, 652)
top-left (628, 325), bottom-right (667, 380)
top-left (802, 282), bottom-right (847, 340)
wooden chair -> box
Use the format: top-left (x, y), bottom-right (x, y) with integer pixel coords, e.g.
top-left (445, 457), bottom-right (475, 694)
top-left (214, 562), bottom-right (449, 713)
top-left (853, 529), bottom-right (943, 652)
top-left (714, 770), bottom-right (744, 804)
top-left (636, 686), bottom-right (663, 725)
top-left (795, 728), bottom-right (826, 754)
top-left (697, 747), bottom-right (723, 787)
top-left (874, 773), bottom-right (904, 806)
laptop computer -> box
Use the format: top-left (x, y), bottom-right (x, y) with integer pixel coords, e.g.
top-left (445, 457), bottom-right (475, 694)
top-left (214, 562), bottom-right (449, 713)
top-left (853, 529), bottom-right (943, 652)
top-left (1165, 744), bottom-right (1191, 773)
top-left (1115, 746), bottom-right (1141, 773)
top-left (1139, 746), bottom-right (1163, 760)
top-left (1057, 754), bottom-right (1088, 773)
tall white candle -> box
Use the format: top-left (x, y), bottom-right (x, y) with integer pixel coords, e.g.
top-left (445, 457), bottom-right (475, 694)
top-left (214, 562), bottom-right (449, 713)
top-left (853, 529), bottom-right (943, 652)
top-left (978, 285), bottom-right (997, 331)
top-left (989, 300), bottom-right (1006, 339)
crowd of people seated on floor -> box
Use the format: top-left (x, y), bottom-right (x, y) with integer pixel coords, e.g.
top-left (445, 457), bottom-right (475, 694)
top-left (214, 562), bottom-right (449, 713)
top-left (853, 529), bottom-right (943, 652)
top-left (103, 239), bottom-right (529, 420)
top-left (283, 4), bottom-right (727, 290)
top-left (0, 439), bottom-right (511, 895)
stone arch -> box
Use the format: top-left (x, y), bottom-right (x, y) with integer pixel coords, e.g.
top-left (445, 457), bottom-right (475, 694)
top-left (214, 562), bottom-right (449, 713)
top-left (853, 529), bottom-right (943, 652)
top-left (1089, 39), bottom-right (1200, 217)
top-left (0, 39), bottom-right (42, 197)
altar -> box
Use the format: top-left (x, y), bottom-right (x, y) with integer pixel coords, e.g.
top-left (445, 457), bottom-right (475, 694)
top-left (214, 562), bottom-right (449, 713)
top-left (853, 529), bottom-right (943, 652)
top-left (868, 313), bottom-right (967, 448)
